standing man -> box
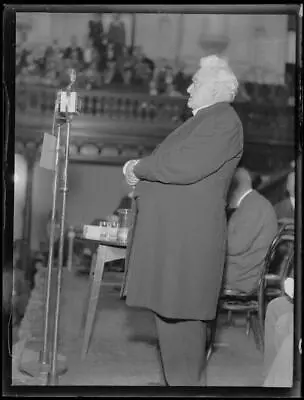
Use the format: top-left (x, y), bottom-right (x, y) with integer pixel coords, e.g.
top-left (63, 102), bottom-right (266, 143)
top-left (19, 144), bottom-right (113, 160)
top-left (123, 55), bottom-right (243, 386)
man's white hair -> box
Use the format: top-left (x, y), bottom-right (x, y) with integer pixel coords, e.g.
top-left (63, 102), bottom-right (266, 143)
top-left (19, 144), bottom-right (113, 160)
top-left (198, 55), bottom-right (239, 103)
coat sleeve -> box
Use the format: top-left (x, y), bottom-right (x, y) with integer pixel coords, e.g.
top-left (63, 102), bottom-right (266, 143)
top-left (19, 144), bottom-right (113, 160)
top-left (133, 111), bottom-right (243, 185)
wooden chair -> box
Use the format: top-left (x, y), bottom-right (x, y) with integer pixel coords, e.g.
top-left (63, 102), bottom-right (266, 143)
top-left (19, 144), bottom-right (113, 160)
top-left (206, 223), bottom-right (295, 361)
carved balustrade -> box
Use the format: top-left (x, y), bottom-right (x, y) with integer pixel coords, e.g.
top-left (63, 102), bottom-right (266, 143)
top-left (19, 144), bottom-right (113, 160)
top-left (16, 84), bottom-right (187, 125)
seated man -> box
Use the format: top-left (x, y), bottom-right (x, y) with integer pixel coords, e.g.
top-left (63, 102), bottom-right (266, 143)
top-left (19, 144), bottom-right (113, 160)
top-left (263, 274), bottom-right (294, 387)
top-left (274, 169), bottom-right (295, 221)
top-left (223, 167), bottom-right (278, 293)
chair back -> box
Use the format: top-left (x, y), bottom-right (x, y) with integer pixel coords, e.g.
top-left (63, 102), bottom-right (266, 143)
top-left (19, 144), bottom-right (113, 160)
top-left (257, 222), bottom-right (294, 326)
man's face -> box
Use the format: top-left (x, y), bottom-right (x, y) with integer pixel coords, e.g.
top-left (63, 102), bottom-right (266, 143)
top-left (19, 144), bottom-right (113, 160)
top-left (187, 70), bottom-right (214, 110)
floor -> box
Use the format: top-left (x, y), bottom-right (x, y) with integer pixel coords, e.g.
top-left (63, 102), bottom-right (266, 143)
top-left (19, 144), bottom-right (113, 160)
top-left (57, 269), bottom-right (265, 387)
top-left (12, 267), bottom-right (269, 391)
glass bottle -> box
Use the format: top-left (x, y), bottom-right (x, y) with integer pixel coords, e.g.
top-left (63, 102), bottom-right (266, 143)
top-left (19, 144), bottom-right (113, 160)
top-left (117, 209), bottom-right (132, 244)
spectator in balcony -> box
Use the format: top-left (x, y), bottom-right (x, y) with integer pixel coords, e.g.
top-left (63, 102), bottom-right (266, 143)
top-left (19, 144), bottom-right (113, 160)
top-left (88, 13), bottom-right (104, 50)
top-left (107, 13), bottom-right (126, 61)
top-left (42, 40), bottom-right (62, 82)
top-left (104, 42), bottom-right (117, 84)
top-left (16, 32), bottom-right (30, 76)
top-left (44, 40), bottom-right (63, 64)
top-left (123, 46), bottom-right (135, 85)
top-left (164, 66), bottom-right (184, 97)
top-left (173, 62), bottom-right (191, 96)
top-left (34, 44), bottom-right (48, 76)
top-left (43, 58), bottom-right (61, 87)
top-left (222, 167), bottom-right (278, 294)
top-left (153, 59), bottom-right (170, 95)
top-left (83, 35), bottom-right (101, 87)
top-left (20, 51), bottom-right (43, 84)
top-left (131, 46), bottom-right (154, 87)
top-left (63, 35), bottom-right (84, 71)
top-left (274, 169), bottom-right (295, 221)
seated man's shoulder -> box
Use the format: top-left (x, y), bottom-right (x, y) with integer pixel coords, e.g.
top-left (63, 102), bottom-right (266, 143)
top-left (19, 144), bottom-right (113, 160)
top-left (244, 190), bottom-right (275, 214)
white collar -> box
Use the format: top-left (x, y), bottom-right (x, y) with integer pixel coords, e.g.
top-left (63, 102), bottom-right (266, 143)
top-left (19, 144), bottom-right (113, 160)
top-left (290, 196), bottom-right (295, 210)
top-left (236, 189), bottom-right (253, 208)
top-left (192, 103), bottom-right (214, 116)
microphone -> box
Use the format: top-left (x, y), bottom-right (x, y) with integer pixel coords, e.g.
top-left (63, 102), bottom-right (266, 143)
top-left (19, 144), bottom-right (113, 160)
top-left (57, 68), bottom-right (81, 116)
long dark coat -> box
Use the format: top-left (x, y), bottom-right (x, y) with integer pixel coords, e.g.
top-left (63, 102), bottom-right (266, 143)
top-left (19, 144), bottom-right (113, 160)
top-left (125, 102), bottom-right (244, 320)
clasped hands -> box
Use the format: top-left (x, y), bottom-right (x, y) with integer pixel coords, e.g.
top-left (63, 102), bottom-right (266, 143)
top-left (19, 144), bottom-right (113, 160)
top-left (123, 159), bottom-right (140, 187)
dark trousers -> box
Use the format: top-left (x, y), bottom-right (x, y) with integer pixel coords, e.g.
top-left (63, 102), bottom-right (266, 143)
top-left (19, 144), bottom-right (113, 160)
top-left (154, 313), bottom-right (207, 386)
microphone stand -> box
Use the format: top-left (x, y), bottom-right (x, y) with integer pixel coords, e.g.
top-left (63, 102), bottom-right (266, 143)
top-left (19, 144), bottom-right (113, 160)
top-left (40, 69), bottom-right (80, 385)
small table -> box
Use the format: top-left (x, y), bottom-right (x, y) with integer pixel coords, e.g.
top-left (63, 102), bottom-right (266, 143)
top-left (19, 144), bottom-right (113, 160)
top-left (75, 237), bottom-right (130, 360)
top-left (67, 202), bottom-right (138, 360)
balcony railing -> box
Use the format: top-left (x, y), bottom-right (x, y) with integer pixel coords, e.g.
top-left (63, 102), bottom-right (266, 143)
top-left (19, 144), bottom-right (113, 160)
top-left (15, 84), bottom-right (295, 148)
top-left (16, 84), bottom-right (187, 126)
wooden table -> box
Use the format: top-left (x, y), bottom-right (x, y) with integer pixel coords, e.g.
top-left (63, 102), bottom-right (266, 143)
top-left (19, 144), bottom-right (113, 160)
top-left (67, 203), bottom-right (138, 360)
top-left (72, 237), bottom-right (131, 360)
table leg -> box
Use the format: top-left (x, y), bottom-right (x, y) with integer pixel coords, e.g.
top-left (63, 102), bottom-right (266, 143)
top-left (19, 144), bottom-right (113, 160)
top-left (90, 252), bottom-right (97, 277)
top-left (81, 245), bottom-right (107, 360)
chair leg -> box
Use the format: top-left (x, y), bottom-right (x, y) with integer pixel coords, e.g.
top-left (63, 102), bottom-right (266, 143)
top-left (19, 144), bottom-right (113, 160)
top-left (249, 313), bottom-right (264, 353)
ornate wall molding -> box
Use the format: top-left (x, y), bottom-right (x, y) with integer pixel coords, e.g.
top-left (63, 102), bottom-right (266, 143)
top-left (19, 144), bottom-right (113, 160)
top-left (15, 135), bottom-right (155, 166)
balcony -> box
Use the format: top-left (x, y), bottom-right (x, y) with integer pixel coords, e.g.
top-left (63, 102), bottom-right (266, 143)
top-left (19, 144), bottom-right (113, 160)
top-left (15, 84), bottom-right (295, 169)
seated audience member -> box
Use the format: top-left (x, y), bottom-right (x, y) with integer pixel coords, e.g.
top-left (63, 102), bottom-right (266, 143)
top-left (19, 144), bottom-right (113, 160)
top-left (88, 13), bottom-right (104, 51)
top-left (173, 61), bottom-right (191, 96)
top-left (63, 35), bottom-right (84, 71)
top-left (263, 273), bottom-right (294, 387)
top-left (274, 169), bottom-right (295, 221)
top-left (223, 167), bottom-right (278, 293)
top-left (131, 46), bottom-right (155, 87)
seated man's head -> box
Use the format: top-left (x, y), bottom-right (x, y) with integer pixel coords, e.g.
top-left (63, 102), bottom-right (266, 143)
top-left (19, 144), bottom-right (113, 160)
top-left (187, 55), bottom-right (238, 111)
top-left (228, 167), bottom-right (253, 208)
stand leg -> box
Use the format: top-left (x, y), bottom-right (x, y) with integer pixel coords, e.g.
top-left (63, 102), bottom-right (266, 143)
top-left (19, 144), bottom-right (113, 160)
top-left (67, 228), bottom-right (75, 272)
top-left (81, 245), bottom-right (107, 360)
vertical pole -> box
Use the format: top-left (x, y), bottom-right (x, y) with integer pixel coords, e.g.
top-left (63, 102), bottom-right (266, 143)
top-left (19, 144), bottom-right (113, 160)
top-left (40, 124), bottom-right (62, 384)
top-left (49, 118), bottom-right (72, 385)
top-left (67, 226), bottom-right (75, 272)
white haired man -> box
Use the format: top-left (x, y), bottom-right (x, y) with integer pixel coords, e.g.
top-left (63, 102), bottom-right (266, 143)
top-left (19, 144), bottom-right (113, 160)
top-left (123, 55), bottom-right (243, 386)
